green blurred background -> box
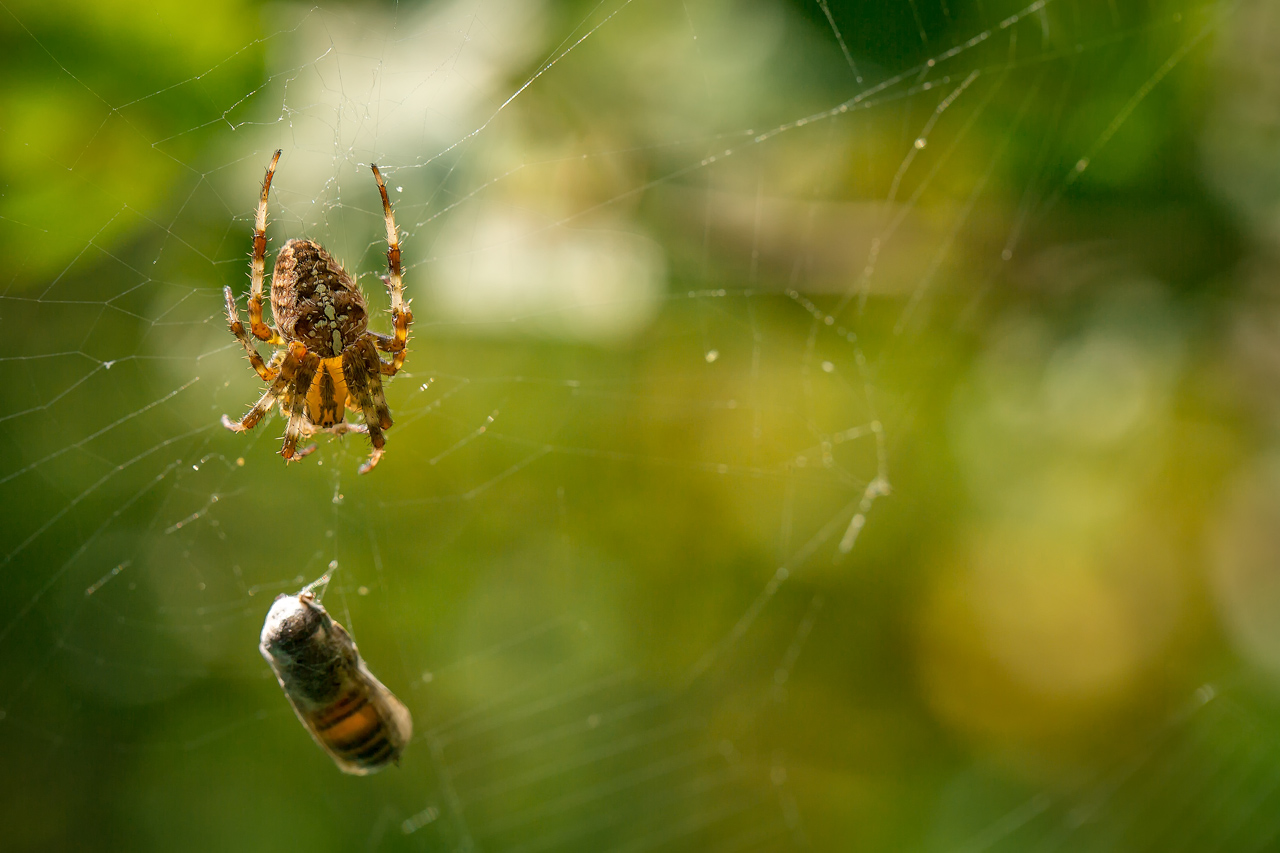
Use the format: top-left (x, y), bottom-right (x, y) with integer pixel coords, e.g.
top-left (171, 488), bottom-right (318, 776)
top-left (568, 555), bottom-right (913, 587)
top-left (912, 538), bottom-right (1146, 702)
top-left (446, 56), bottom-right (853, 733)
top-left (3, 0), bottom-right (1280, 849)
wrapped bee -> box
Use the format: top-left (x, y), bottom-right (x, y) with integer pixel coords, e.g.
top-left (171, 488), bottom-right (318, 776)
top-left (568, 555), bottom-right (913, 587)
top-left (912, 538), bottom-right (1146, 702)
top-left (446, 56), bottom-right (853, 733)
top-left (259, 578), bottom-right (412, 774)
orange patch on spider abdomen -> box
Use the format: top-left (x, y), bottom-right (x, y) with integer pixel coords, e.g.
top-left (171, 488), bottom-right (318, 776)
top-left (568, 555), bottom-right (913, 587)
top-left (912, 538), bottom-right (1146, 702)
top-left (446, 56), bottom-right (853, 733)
top-left (307, 357), bottom-right (349, 427)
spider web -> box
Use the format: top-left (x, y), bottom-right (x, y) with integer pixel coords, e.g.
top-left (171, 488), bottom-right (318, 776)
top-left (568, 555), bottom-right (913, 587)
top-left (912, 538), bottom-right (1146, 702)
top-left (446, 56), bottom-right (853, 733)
top-left (1, 0), bottom-right (1276, 850)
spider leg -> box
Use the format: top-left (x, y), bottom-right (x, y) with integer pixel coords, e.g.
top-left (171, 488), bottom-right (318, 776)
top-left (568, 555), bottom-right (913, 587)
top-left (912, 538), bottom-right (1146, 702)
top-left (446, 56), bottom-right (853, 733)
top-left (221, 348), bottom-right (297, 433)
top-left (224, 287), bottom-right (279, 381)
top-left (359, 448), bottom-right (384, 476)
top-left (290, 413), bottom-right (319, 460)
top-left (371, 163), bottom-right (412, 375)
top-left (249, 150), bottom-right (282, 342)
top-left (357, 338), bottom-right (392, 431)
top-left (367, 336), bottom-right (405, 375)
top-left (325, 422), bottom-right (368, 436)
top-left (370, 334), bottom-right (409, 375)
top-left (343, 339), bottom-right (391, 474)
top-left (280, 345), bottom-right (320, 462)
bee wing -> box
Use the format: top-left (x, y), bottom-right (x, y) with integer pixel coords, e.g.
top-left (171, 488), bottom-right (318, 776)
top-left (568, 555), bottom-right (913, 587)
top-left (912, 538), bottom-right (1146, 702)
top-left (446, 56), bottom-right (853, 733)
top-left (360, 660), bottom-right (413, 750)
top-left (339, 614), bottom-right (411, 747)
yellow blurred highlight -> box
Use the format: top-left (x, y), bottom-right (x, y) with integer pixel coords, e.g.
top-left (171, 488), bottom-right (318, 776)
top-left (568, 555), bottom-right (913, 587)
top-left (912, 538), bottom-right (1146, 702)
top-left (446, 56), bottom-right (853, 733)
top-left (1210, 456), bottom-right (1280, 680)
top-left (917, 520), bottom-right (1185, 745)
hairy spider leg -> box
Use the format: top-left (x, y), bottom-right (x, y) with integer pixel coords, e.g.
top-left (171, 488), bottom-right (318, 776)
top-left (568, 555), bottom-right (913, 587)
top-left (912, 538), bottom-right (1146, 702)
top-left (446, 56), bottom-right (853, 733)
top-left (221, 348), bottom-right (294, 433)
top-left (370, 164), bottom-right (412, 375)
top-left (356, 339), bottom-right (392, 430)
top-left (249, 150), bottom-right (283, 342)
top-left (281, 347), bottom-right (321, 461)
top-left (343, 340), bottom-right (390, 474)
top-left (223, 286), bottom-right (278, 381)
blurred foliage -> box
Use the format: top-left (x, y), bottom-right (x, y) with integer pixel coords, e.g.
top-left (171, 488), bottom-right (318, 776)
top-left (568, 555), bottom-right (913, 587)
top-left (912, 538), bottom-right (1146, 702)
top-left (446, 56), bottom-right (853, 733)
top-left (0, 0), bottom-right (265, 281)
top-left (3, 0), bottom-right (1280, 851)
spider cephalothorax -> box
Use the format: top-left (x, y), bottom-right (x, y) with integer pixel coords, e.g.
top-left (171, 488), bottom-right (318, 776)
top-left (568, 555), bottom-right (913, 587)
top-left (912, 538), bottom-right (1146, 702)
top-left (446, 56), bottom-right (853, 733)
top-left (221, 150), bottom-right (412, 474)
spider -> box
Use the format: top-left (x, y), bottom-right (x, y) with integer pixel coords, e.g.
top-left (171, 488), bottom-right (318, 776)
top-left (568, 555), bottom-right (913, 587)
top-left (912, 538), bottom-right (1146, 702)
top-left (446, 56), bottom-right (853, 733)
top-left (221, 150), bottom-right (412, 474)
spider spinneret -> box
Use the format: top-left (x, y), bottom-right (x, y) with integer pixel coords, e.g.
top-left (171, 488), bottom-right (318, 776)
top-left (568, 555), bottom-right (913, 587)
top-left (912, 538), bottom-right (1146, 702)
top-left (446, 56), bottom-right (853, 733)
top-left (221, 150), bottom-right (412, 474)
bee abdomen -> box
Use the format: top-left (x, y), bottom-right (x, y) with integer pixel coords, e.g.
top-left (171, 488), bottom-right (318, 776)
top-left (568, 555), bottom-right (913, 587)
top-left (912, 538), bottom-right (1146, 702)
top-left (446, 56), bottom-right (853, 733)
top-left (308, 691), bottom-right (402, 769)
top-left (339, 729), bottom-right (396, 765)
top-left (311, 690), bottom-right (369, 730)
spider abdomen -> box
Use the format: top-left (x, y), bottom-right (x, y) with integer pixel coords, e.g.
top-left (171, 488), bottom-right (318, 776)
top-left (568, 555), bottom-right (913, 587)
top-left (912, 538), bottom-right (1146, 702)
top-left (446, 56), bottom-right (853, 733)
top-left (271, 239), bottom-right (369, 357)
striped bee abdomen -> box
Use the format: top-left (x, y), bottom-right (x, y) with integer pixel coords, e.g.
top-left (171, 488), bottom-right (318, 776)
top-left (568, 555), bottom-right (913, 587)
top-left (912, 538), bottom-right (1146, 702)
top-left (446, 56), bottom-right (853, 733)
top-left (260, 584), bottom-right (413, 775)
top-left (308, 689), bottom-right (402, 769)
